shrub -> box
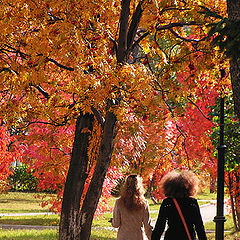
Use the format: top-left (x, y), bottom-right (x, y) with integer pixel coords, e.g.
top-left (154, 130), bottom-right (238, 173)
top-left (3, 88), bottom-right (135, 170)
top-left (8, 164), bottom-right (38, 192)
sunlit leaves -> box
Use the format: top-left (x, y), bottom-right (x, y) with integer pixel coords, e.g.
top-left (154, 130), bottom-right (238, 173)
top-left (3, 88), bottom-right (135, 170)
top-left (0, 0), bottom-right (232, 213)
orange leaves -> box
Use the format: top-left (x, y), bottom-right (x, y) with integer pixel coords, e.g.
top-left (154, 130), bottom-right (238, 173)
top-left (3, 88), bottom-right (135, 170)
top-left (0, 0), bottom-right (232, 216)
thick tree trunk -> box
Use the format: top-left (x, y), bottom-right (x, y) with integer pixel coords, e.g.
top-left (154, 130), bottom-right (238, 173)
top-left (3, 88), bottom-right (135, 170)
top-left (228, 172), bottom-right (238, 231)
top-left (77, 110), bottom-right (117, 239)
top-left (227, 0), bottom-right (240, 119)
top-left (59, 1), bottom-right (144, 239)
top-left (227, 1), bottom-right (240, 232)
top-left (59, 113), bottom-right (94, 240)
top-left (235, 172), bottom-right (240, 231)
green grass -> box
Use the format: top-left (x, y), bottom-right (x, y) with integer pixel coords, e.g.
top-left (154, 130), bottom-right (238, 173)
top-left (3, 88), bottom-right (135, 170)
top-left (0, 191), bottom-right (238, 240)
top-left (0, 229), bottom-right (58, 240)
top-left (0, 228), bottom-right (118, 240)
top-left (0, 215), bottom-right (59, 226)
top-left (90, 229), bottom-right (117, 240)
top-left (196, 191), bottom-right (217, 200)
top-left (204, 215), bottom-right (237, 231)
top-left (0, 192), bottom-right (54, 213)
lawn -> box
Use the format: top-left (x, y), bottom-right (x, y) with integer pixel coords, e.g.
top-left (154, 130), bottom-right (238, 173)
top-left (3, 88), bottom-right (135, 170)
top-left (0, 191), bottom-right (239, 240)
top-left (0, 192), bottom-right (54, 213)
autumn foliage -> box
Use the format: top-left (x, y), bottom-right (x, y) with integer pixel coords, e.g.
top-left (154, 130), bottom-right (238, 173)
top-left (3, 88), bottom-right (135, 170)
top-left (0, 0), bottom-right (239, 238)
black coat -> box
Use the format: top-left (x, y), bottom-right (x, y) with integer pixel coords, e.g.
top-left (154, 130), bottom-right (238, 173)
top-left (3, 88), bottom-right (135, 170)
top-left (151, 197), bottom-right (207, 240)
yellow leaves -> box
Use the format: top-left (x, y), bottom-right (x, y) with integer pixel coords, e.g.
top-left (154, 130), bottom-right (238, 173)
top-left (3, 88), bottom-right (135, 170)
top-left (0, 0), bottom-right (230, 127)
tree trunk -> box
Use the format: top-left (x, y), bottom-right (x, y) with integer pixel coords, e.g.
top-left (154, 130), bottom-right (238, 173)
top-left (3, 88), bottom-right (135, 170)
top-left (227, 0), bottom-right (240, 119)
top-left (59, 1), bottom-right (144, 239)
top-left (228, 172), bottom-right (238, 231)
top-left (149, 174), bottom-right (157, 204)
top-left (77, 110), bottom-right (117, 239)
top-left (210, 175), bottom-right (216, 193)
top-left (235, 172), bottom-right (240, 231)
top-left (226, 1), bottom-right (240, 228)
top-left (59, 113), bottom-right (94, 240)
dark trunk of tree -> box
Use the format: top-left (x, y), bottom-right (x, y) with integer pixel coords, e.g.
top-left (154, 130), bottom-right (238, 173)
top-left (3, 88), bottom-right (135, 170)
top-left (149, 174), bottom-right (157, 204)
top-left (228, 170), bottom-right (240, 232)
top-left (235, 172), bottom-right (240, 231)
top-left (59, 1), bottom-right (144, 239)
top-left (77, 110), bottom-right (117, 239)
top-left (210, 176), bottom-right (216, 193)
top-left (227, 0), bottom-right (240, 119)
top-left (228, 172), bottom-right (238, 231)
top-left (227, 0), bottom-right (240, 232)
top-left (59, 113), bottom-right (94, 240)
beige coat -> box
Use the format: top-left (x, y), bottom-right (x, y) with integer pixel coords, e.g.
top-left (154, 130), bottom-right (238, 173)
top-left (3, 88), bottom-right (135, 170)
top-left (111, 198), bottom-right (152, 240)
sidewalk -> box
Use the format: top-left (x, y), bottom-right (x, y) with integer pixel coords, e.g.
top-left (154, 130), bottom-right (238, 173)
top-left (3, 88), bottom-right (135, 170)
top-left (0, 201), bottom-right (230, 231)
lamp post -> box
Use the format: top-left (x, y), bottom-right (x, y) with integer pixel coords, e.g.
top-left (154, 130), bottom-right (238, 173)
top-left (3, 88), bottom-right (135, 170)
top-left (214, 97), bottom-right (226, 240)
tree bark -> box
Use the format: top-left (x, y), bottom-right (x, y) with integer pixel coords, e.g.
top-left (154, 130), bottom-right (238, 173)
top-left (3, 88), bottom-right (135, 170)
top-left (228, 172), bottom-right (238, 231)
top-left (227, 0), bottom-right (240, 119)
top-left (235, 172), bottom-right (240, 231)
top-left (117, 0), bottom-right (131, 63)
top-left (59, 113), bottom-right (94, 240)
top-left (59, 1), bottom-right (145, 239)
top-left (77, 110), bottom-right (117, 239)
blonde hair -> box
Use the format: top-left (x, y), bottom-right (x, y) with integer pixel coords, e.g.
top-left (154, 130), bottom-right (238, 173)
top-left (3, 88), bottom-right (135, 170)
top-left (120, 174), bottom-right (146, 211)
top-left (160, 170), bottom-right (199, 198)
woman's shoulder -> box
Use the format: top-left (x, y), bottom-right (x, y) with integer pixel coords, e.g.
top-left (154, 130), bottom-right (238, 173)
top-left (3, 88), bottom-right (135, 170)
top-left (179, 197), bottom-right (199, 208)
top-left (187, 197), bottom-right (198, 203)
top-left (161, 198), bottom-right (174, 206)
top-left (163, 197), bottom-right (198, 204)
top-left (162, 197), bottom-right (173, 203)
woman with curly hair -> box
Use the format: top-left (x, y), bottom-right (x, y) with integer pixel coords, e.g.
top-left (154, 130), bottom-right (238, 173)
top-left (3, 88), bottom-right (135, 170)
top-left (111, 174), bottom-right (152, 240)
top-left (151, 170), bottom-right (207, 240)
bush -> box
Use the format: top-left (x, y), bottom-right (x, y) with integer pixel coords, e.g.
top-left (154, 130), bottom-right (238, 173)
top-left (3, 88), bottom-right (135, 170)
top-left (8, 164), bottom-right (38, 192)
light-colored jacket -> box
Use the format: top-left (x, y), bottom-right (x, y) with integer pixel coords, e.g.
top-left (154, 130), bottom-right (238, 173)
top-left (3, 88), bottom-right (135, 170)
top-left (111, 198), bottom-right (152, 240)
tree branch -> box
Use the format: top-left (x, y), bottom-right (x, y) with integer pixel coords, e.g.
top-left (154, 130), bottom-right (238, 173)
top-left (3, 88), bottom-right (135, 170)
top-left (91, 106), bottom-right (104, 129)
top-left (127, 0), bottom-right (144, 50)
top-left (130, 31), bottom-right (149, 52)
top-left (34, 84), bottom-right (50, 99)
top-left (169, 29), bottom-right (207, 42)
top-left (156, 22), bottom-right (202, 31)
top-left (187, 96), bottom-right (217, 126)
top-left (117, 0), bottom-right (131, 63)
top-left (46, 57), bottom-right (74, 71)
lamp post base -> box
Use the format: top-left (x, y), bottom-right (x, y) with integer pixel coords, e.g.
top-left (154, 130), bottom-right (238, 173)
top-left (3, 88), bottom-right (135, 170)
top-left (214, 216), bottom-right (226, 240)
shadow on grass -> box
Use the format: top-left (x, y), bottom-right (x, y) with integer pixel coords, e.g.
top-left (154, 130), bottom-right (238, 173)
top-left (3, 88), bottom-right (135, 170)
top-left (0, 229), bottom-right (58, 240)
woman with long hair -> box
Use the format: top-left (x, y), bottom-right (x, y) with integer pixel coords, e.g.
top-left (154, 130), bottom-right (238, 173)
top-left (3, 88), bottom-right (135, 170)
top-left (151, 170), bottom-right (207, 240)
top-left (111, 174), bottom-right (152, 240)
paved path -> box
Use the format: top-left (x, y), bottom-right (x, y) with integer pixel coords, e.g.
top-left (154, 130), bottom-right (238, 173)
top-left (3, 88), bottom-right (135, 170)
top-left (0, 212), bottom-right (54, 217)
top-left (0, 201), bottom-right (230, 231)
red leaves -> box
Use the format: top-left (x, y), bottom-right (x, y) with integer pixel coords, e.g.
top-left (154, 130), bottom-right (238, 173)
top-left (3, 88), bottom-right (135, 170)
top-left (0, 123), bottom-right (22, 183)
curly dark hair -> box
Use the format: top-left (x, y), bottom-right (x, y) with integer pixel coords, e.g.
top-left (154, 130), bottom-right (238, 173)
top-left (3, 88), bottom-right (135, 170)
top-left (120, 174), bottom-right (146, 211)
top-left (160, 170), bottom-right (199, 198)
